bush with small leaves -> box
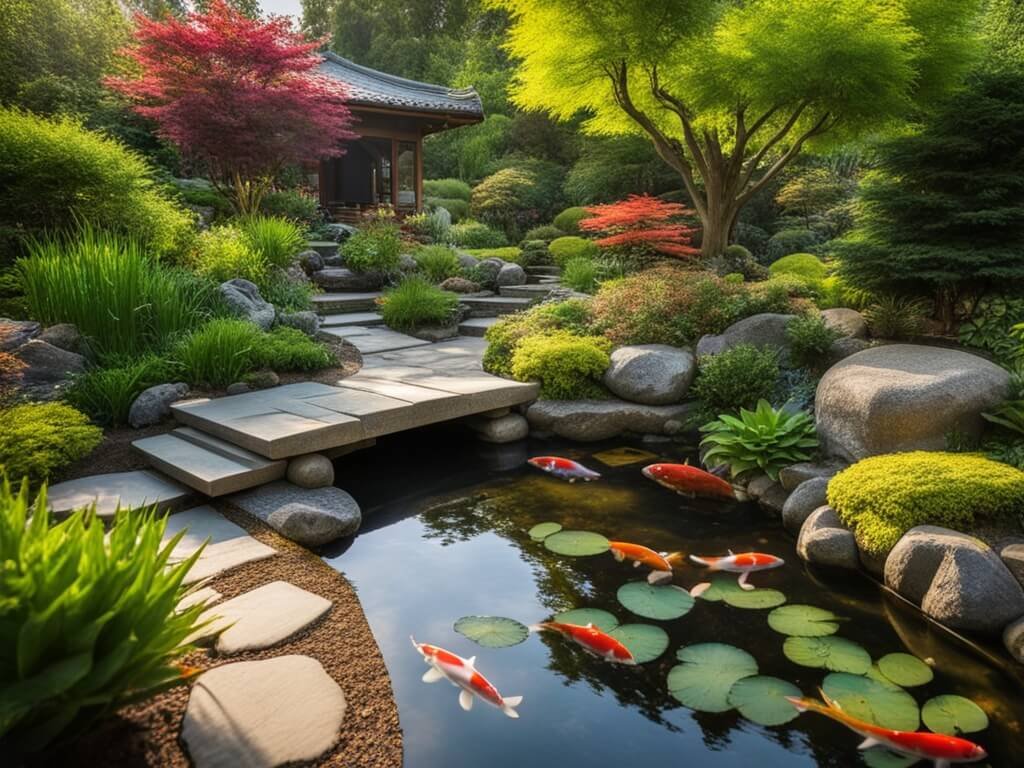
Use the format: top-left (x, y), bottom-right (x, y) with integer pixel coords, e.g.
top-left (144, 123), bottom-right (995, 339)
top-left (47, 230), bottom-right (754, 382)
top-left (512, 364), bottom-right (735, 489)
top-left (483, 299), bottom-right (593, 377)
top-left (692, 344), bottom-right (780, 415)
top-left (414, 245), bottom-right (463, 283)
top-left (786, 314), bottom-right (841, 370)
top-left (450, 221), bottom-right (508, 249)
top-left (510, 330), bottom-right (611, 399)
top-left (188, 225), bottom-right (268, 285)
top-left (425, 197), bottom-right (469, 222)
top-left (259, 189), bottom-right (320, 226)
top-left (548, 236), bottom-right (599, 268)
top-left (341, 220), bottom-right (403, 274)
top-left (424, 178), bottom-right (472, 201)
top-left (700, 400), bottom-right (818, 480)
top-left (553, 206), bottom-right (592, 233)
top-left (523, 225), bottom-right (563, 243)
top-left (766, 228), bottom-right (821, 261)
top-left (0, 403), bottom-right (102, 487)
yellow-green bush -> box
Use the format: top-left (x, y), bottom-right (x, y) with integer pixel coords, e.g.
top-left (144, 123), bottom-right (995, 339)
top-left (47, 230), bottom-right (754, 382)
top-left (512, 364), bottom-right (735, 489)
top-left (187, 225), bottom-right (267, 285)
top-left (510, 330), bottom-right (611, 399)
top-left (0, 402), bottom-right (102, 487)
top-left (769, 252), bottom-right (828, 281)
top-left (464, 247), bottom-right (522, 263)
top-left (483, 299), bottom-right (593, 377)
top-left (548, 236), bottom-right (599, 267)
top-left (828, 452), bottom-right (1024, 556)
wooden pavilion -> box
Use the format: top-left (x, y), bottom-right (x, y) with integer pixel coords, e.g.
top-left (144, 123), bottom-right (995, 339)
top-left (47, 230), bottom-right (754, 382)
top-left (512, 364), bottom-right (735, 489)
top-left (313, 53), bottom-right (484, 222)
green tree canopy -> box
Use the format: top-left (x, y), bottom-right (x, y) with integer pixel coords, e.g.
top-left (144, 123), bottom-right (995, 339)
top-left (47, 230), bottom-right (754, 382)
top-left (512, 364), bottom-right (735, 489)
top-left (492, 0), bottom-right (981, 257)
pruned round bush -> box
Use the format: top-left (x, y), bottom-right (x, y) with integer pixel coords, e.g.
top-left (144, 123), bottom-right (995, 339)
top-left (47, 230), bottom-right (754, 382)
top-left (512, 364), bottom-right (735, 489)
top-left (554, 206), bottom-right (592, 233)
top-left (562, 256), bottom-right (599, 293)
top-left (548, 236), bottom-right (599, 268)
top-left (523, 225), bottom-right (563, 243)
top-left (483, 299), bottom-right (593, 377)
top-left (470, 163), bottom-right (563, 240)
top-left (0, 402), bottom-right (102, 487)
top-left (692, 344), bottom-right (780, 415)
top-left (766, 228), bottom-right (820, 262)
top-left (828, 452), bottom-right (1024, 556)
top-left (519, 239), bottom-right (551, 268)
top-left (450, 221), bottom-right (508, 249)
top-left (341, 220), bottom-right (402, 274)
top-left (378, 276), bottom-right (459, 331)
top-left (770, 252), bottom-right (828, 282)
top-left (510, 330), bottom-right (611, 399)
top-left (424, 177), bottom-right (472, 201)
top-left (414, 245), bottom-right (463, 283)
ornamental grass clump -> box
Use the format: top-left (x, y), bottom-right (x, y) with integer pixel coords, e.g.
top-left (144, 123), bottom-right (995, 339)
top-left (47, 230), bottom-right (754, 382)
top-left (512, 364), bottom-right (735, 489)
top-left (66, 354), bottom-right (180, 428)
top-left (0, 480), bottom-right (210, 756)
top-left (700, 400), bottom-right (818, 481)
top-left (238, 214), bottom-right (306, 269)
top-left (828, 452), bottom-right (1024, 557)
top-left (414, 245), bottom-right (463, 283)
top-left (0, 403), bottom-right (102, 488)
top-left (510, 330), bottom-right (612, 399)
top-left (174, 318), bottom-right (263, 388)
top-left (378, 277), bottom-right (459, 332)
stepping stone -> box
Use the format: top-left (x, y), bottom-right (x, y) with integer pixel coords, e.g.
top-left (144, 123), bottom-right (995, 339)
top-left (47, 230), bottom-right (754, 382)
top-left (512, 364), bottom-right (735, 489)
top-left (177, 586), bottom-right (222, 613)
top-left (47, 470), bottom-right (192, 521)
top-left (498, 283), bottom-right (558, 299)
top-left (164, 505), bottom-right (277, 585)
top-left (182, 655), bottom-right (345, 768)
top-left (319, 311), bottom-right (384, 328)
top-left (228, 482), bottom-right (361, 546)
top-left (457, 295), bottom-right (532, 317)
top-left (311, 292), bottom-right (381, 313)
top-left (319, 325), bottom-right (430, 354)
top-left (458, 317), bottom-right (498, 337)
top-left (195, 580), bottom-right (332, 654)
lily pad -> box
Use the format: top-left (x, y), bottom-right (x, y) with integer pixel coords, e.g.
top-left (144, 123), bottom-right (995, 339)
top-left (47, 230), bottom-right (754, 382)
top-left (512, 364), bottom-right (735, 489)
top-left (862, 748), bottom-right (922, 768)
top-left (877, 653), bottom-right (934, 688)
top-left (454, 616), bottom-right (529, 648)
top-left (528, 522), bottom-right (562, 541)
top-left (727, 676), bottom-right (803, 726)
top-left (543, 530), bottom-right (610, 556)
top-left (667, 643), bottom-right (758, 713)
top-left (617, 582), bottom-right (695, 620)
top-left (608, 623), bottom-right (669, 664)
top-left (822, 672), bottom-right (920, 731)
top-left (922, 695), bottom-right (989, 735)
top-left (692, 574), bottom-right (786, 609)
top-left (767, 604), bottom-right (842, 637)
top-left (784, 636), bottom-right (871, 674)
top-left (551, 608), bottom-right (618, 632)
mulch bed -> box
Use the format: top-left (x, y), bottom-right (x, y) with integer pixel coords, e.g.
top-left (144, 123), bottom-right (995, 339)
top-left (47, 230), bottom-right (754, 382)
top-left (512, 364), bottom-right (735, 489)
top-left (42, 505), bottom-right (403, 768)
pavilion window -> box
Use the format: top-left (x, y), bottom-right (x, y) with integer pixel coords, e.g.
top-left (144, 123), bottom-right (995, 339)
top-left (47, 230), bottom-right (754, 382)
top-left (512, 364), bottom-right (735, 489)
top-left (396, 141), bottom-right (417, 208)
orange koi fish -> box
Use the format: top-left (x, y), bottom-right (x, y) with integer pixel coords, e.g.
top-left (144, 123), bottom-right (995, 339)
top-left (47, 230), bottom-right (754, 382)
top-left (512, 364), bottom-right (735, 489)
top-left (642, 463), bottom-right (735, 500)
top-left (528, 456), bottom-right (601, 483)
top-left (689, 550), bottom-right (784, 594)
top-left (411, 637), bottom-right (523, 718)
top-left (608, 541), bottom-right (685, 584)
top-left (530, 621), bottom-right (635, 665)
top-left (788, 689), bottom-right (987, 767)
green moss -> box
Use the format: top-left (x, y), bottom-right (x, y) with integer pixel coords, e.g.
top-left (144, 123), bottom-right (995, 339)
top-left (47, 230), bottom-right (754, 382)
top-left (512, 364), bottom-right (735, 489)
top-left (828, 452), bottom-right (1024, 556)
top-left (0, 402), bottom-right (102, 487)
top-left (769, 253), bottom-right (828, 281)
top-left (463, 247), bottom-right (522, 263)
top-left (510, 330), bottom-right (611, 399)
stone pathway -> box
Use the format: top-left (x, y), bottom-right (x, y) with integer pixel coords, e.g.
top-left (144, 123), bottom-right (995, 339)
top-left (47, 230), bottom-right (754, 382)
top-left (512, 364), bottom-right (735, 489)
top-left (48, 469), bottom-right (193, 520)
top-left (319, 324), bottom-right (431, 354)
top-left (163, 505), bottom-right (277, 585)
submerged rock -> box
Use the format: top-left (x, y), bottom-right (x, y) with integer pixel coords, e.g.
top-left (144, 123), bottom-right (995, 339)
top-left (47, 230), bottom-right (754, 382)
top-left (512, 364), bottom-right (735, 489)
top-left (603, 344), bottom-right (695, 405)
top-left (526, 399), bottom-right (694, 442)
top-left (228, 481), bottom-right (360, 546)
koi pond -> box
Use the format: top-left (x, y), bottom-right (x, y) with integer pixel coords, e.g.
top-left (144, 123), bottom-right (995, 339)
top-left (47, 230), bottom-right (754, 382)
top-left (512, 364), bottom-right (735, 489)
top-left (325, 426), bottom-right (1022, 768)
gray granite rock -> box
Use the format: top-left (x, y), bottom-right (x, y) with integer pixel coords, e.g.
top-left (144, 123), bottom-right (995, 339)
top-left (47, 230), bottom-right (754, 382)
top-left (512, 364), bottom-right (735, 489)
top-left (277, 310), bottom-right (320, 336)
top-left (411, 323), bottom-right (459, 342)
top-left (696, 313), bottom-right (796, 357)
top-left (129, 382), bottom-right (190, 428)
top-left (758, 483), bottom-right (790, 515)
top-left (816, 345), bottom-right (1010, 461)
top-left (37, 323), bottom-right (83, 354)
top-left (439, 276), bottom-right (481, 293)
top-left (496, 262), bottom-right (527, 287)
top-left (0, 318), bottom-right (40, 351)
top-left (1004, 616), bottom-right (1024, 663)
top-left (797, 506), bottom-right (859, 569)
top-left (821, 308), bottom-right (867, 339)
top-left (456, 252), bottom-right (479, 272)
top-left (13, 340), bottom-right (86, 393)
top-left (828, 336), bottom-right (872, 363)
top-left (286, 453), bottom-right (335, 489)
top-left (244, 369), bottom-right (280, 389)
top-left (298, 249), bottom-right (324, 274)
top-left (778, 461), bottom-right (845, 492)
top-left (220, 279), bottom-right (275, 330)
top-left (474, 258), bottom-right (504, 288)
top-left (745, 474), bottom-right (775, 500)
top-left (469, 412), bottom-right (529, 443)
top-left (226, 382), bottom-right (251, 396)
top-left (603, 344), bottom-right (695, 405)
top-left (314, 267), bottom-right (382, 292)
top-left (228, 481), bottom-right (360, 546)
top-left (526, 399), bottom-right (694, 441)
top-left (782, 477), bottom-right (830, 534)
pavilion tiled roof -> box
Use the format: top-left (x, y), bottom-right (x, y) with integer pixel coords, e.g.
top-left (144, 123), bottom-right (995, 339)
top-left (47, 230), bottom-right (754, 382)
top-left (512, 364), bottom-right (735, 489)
top-left (318, 52), bottom-right (484, 118)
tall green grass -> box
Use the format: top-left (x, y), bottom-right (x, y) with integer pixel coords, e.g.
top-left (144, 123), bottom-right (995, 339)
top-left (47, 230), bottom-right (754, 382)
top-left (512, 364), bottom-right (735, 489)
top-left (66, 355), bottom-right (179, 427)
top-left (239, 215), bottom-right (306, 269)
top-left (379, 277), bottom-right (459, 331)
top-left (174, 318), bottom-right (262, 388)
top-left (19, 226), bottom-right (218, 360)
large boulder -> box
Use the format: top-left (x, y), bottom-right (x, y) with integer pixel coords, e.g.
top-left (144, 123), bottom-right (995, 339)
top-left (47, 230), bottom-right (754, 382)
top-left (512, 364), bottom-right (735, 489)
top-left (821, 308), bottom-right (867, 339)
top-left (313, 267), bottom-right (382, 292)
top-left (496, 262), bottom-right (527, 287)
top-left (797, 506), bottom-right (859, 569)
top-left (474, 258), bottom-right (504, 288)
top-left (438, 276), bottom-right (480, 294)
top-left (220, 279), bottom-right (275, 330)
top-left (456, 252), bottom-right (479, 272)
top-left (781, 477), bottom-right (830, 534)
top-left (277, 311), bottom-right (320, 337)
top-left (129, 382), bottom-right (189, 428)
top-left (0, 319), bottom-right (40, 352)
top-left (13, 339), bottom-right (86, 384)
top-left (815, 345), bottom-right (1010, 461)
top-left (228, 482), bottom-right (361, 546)
top-left (526, 399), bottom-right (694, 441)
top-left (603, 344), bottom-right (696, 405)
top-left (37, 323), bottom-right (83, 354)
top-left (885, 525), bottom-right (1024, 633)
top-left (695, 313), bottom-right (796, 357)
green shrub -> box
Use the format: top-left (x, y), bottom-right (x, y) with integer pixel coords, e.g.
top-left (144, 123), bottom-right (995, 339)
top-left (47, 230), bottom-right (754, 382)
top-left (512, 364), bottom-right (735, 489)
top-left (548, 236), bottom-right (599, 268)
top-left (174, 318), bottom-right (262, 388)
top-left (828, 452), bottom-right (1024, 556)
top-left (0, 403), bottom-right (102, 486)
top-left (66, 355), bottom-right (178, 428)
top-left (714, 244), bottom-right (768, 281)
top-left (425, 197), bottom-right (470, 222)
top-left (20, 226), bottom-right (218, 360)
top-left (483, 299), bottom-right (593, 376)
top-left (510, 330), bottom-right (611, 399)
top-left (252, 326), bottom-right (334, 371)
top-left (188, 225), bottom-right (267, 285)
top-left (260, 271), bottom-right (313, 312)
top-left (341, 221), bottom-right (403, 274)
top-left (177, 184), bottom-right (232, 221)
top-left (414, 245), bottom-right (464, 283)
top-left (523, 225), bottom-right (563, 243)
top-left (769, 252), bottom-right (828, 281)
top-left (238, 215), bottom-right (306, 269)
top-left (259, 189), bottom-right (320, 225)
top-left (766, 228), bottom-right (820, 261)
top-left (692, 344), bottom-right (780, 415)
top-left (470, 165), bottom-right (560, 240)
top-left (735, 222), bottom-right (770, 256)
top-left (786, 314), bottom-right (841, 369)
top-left (378, 277), bottom-right (459, 331)
top-left (958, 296), bottom-right (1024, 366)
top-left (700, 400), bottom-right (818, 480)
top-left (450, 221), bottom-right (508, 249)
top-left (518, 240), bottom-right (551, 268)
top-left (0, 108), bottom-right (193, 259)
top-left (864, 295), bottom-right (928, 339)
top-left (0, 480), bottom-right (207, 756)
top-left (554, 206), bottom-right (592, 233)
top-left (424, 178), bottom-right (472, 201)
top-left (464, 247), bottom-right (522, 263)
top-left (562, 256), bottom-right (599, 293)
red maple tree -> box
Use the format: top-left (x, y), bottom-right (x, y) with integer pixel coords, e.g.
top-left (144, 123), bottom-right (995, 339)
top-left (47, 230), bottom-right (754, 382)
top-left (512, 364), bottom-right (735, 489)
top-left (108, 0), bottom-right (356, 213)
top-left (580, 195), bottom-right (700, 259)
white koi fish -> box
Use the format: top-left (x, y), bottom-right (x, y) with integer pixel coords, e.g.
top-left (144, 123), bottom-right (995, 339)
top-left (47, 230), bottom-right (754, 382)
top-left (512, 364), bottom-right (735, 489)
top-left (411, 636), bottom-right (523, 718)
top-left (689, 550), bottom-right (784, 594)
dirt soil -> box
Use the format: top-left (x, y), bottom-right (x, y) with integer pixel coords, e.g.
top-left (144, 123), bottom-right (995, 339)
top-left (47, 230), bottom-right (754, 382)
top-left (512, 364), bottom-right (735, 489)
top-left (42, 505), bottom-right (403, 768)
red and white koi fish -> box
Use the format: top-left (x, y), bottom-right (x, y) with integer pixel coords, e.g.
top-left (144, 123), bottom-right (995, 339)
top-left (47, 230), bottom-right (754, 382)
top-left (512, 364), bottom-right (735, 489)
top-left (530, 621), bottom-right (636, 665)
top-left (528, 456), bottom-right (601, 483)
top-left (688, 550), bottom-right (784, 594)
top-left (788, 689), bottom-right (987, 767)
top-left (608, 541), bottom-right (686, 584)
top-left (642, 463), bottom-right (735, 500)
top-left (410, 637), bottom-right (523, 718)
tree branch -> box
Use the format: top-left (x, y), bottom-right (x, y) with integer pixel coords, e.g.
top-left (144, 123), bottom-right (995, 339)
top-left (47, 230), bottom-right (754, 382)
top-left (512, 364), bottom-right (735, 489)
top-left (737, 111), bottom-right (833, 205)
top-left (738, 101), bottom-right (809, 192)
top-left (648, 65), bottom-right (710, 183)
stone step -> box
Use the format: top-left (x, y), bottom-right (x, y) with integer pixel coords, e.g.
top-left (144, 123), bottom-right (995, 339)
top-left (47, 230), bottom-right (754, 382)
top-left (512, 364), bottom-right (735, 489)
top-left (312, 292), bottom-right (382, 314)
top-left (133, 427), bottom-right (288, 497)
top-left (318, 325), bottom-right (431, 354)
top-left (319, 311), bottom-right (384, 328)
top-left (306, 240), bottom-right (340, 258)
top-left (47, 470), bottom-right (194, 521)
top-left (457, 295), bottom-right (533, 318)
top-left (458, 317), bottom-right (499, 337)
top-left (525, 265), bottom-right (560, 275)
top-left (499, 283), bottom-right (560, 299)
